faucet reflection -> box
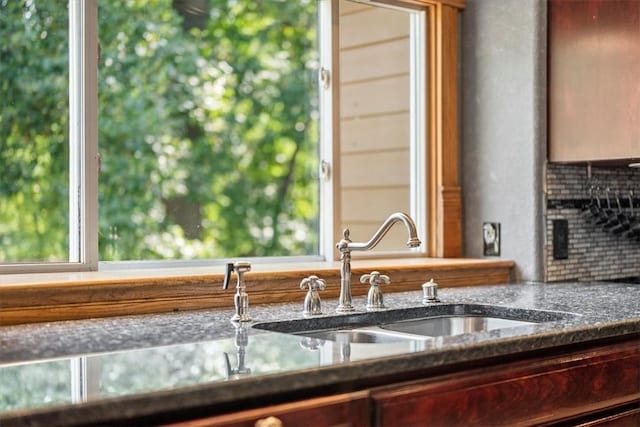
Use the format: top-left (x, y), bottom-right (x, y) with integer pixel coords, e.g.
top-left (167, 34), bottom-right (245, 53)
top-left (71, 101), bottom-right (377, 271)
top-left (336, 212), bottom-right (421, 312)
top-left (223, 323), bottom-right (251, 380)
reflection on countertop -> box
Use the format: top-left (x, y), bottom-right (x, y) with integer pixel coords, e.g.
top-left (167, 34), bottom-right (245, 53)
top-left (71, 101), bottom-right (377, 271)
top-left (0, 280), bottom-right (639, 426)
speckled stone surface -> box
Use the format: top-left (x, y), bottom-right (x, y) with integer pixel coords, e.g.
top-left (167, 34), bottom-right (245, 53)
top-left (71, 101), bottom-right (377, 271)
top-left (1, 281), bottom-right (639, 426)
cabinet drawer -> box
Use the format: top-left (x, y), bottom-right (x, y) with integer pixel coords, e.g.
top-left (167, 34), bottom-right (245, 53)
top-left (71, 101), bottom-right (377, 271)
top-left (164, 391), bottom-right (370, 427)
top-left (576, 407), bottom-right (640, 427)
top-left (372, 341), bottom-right (640, 427)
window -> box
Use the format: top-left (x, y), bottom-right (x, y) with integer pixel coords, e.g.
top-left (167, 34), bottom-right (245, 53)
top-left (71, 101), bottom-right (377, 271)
top-left (338, 1), bottom-right (426, 254)
top-left (0, 2), bottom-right (71, 264)
top-left (1, 0), bottom-right (459, 274)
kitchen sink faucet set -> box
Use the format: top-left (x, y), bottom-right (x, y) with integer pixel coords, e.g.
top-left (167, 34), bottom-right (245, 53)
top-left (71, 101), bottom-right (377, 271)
top-left (222, 212), bottom-right (424, 322)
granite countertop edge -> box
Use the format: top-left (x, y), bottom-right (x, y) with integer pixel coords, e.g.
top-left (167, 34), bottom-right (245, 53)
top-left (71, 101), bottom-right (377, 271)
top-left (1, 281), bottom-right (640, 426)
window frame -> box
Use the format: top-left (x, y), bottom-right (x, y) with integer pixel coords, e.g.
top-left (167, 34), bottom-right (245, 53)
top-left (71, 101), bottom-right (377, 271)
top-left (0, 0), bottom-right (463, 274)
top-left (0, 0), bottom-right (99, 274)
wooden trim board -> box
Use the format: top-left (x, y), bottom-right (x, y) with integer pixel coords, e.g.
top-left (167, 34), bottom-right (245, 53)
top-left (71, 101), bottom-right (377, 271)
top-left (0, 258), bottom-right (512, 325)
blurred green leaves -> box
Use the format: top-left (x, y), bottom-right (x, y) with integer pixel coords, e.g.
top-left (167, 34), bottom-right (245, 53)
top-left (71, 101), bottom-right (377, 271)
top-left (0, 0), bottom-right (320, 262)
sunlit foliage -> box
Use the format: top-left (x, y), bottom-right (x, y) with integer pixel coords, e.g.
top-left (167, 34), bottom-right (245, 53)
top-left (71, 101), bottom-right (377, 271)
top-left (0, 0), bottom-right (320, 261)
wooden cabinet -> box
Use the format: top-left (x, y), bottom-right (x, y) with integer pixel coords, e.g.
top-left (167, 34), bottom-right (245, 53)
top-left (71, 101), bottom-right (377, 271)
top-left (371, 340), bottom-right (640, 426)
top-left (548, 0), bottom-right (640, 163)
top-left (575, 407), bottom-right (640, 427)
top-left (163, 391), bottom-right (370, 427)
top-left (163, 338), bottom-right (639, 427)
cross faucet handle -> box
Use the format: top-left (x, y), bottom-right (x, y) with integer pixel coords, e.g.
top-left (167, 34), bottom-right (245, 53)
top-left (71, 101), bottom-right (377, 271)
top-left (300, 275), bottom-right (327, 291)
top-left (300, 275), bottom-right (326, 316)
top-left (360, 271), bottom-right (390, 286)
top-left (360, 271), bottom-right (390, 311)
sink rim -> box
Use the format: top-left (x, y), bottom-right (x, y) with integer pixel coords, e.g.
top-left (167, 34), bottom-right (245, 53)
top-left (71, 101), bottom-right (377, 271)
top-left (285, 315), bottom-right (541, 344)
top-left (252, 303), bottom-right (577, 336)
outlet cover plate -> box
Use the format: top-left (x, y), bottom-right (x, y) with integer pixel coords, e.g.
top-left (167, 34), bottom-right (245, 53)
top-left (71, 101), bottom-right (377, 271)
top-left (483, 222), bottom-right (500, 256)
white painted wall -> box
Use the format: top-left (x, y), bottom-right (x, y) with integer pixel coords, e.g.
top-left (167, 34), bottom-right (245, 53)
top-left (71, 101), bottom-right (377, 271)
top-left (461, 0), bottom-right (547, 281)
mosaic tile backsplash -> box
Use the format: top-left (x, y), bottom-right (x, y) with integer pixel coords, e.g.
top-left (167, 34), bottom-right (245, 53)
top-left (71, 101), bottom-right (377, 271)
top-left (545, 163), bottom-right (640, 282)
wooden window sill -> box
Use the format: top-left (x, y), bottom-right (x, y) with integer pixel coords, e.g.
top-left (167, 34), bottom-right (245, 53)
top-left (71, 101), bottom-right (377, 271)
top-left (0, 257), bottom-right (513, 325)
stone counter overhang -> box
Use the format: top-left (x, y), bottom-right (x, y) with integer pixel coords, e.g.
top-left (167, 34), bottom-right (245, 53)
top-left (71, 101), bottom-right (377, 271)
top-left (1, 281), bottom-right (639, 426)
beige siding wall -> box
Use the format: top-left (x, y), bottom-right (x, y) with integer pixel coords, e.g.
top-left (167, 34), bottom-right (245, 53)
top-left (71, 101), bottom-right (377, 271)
top-left (339, 0), bottom-right (412, 251)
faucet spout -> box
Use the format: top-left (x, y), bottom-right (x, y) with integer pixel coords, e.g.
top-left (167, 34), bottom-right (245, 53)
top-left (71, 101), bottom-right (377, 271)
top-left (344, 212), bottom-right (421, 252)
top-left (336, 212), bottom-right (421, 312)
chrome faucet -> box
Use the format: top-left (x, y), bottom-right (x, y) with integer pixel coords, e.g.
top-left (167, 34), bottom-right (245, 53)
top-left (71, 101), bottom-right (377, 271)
top-left (222, 261), bottom-right (252, 322)
top-left (336, 212), bottom-right (421, 312)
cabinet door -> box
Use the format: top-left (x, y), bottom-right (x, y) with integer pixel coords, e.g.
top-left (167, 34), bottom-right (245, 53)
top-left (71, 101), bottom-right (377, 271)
top-left (372, 340), bottom-right (640, 427)
top-left (163, 391), bottom-right (370, 427)
top-left (548, 0), bottom-right (640, 162)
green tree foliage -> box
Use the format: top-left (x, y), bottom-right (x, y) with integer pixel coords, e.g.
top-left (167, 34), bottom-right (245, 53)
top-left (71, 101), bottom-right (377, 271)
top-left (0, 1), bottom-right (70, 261)
top-left (0, 0), bottom-right (320, 262)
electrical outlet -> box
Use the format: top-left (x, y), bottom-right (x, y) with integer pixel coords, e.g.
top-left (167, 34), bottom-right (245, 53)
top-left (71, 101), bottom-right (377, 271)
top-left (553, 219), bottom-right (569, 260)
top-left (482, 222), bottom-right (500, 256)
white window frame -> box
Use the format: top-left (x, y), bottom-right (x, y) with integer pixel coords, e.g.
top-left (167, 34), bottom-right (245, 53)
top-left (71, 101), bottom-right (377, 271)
top-left (0, 0), bottom-right (427, 274)
top-left (0, 0), bottom-right (99, 274)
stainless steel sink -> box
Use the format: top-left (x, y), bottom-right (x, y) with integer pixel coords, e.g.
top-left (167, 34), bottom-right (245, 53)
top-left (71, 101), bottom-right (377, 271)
top-left (253, 304), bottom-right (575, 344)
top-left (379, 315), bottom-right (536, 337)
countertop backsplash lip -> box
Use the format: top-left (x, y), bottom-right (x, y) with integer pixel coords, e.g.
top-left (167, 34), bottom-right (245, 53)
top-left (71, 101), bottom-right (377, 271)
top-left (0, 257), bottom-right (514, 325)
top-left (0, 280), bottom-right (639, 427)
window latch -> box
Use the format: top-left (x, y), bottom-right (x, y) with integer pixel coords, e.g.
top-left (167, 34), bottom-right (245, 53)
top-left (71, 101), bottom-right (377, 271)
top-left (319, 67), bottom-right (330, 89)
top-left (320, 160), bottom-right (331, 181)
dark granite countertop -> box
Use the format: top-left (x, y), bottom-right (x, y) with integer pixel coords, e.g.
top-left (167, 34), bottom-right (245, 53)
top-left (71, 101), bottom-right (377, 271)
top-left (1, 281), bottom-right (639, 426)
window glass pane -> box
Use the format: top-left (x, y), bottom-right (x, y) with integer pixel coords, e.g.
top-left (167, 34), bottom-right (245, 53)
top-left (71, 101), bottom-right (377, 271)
top-left (0, 359), bottom-right (72, 413)
top-left (0, 2), bottom-right (70, 262)
top-left (98, 0), bottom-right (320, 260)
top-left (339, 0), bottom-right (423, 252)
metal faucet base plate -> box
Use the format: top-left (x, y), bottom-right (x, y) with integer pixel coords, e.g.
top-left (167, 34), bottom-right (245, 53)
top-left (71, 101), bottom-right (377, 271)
top-left (336, 304), bottom-right (356, 313)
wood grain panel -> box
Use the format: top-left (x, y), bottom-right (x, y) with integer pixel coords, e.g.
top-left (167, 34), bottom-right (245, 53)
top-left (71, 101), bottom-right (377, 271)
top-left (576, 407), bottom-right (640, 427)
top-left (339, 1), bottom-right (412, 246)
top-left (378, 0), bottom-right (465, 9)
top-left (163, 391), bottom-right (370, 427)
top-left (340, 75), bottom-right (410, 119)
top-left (431, 4), bottom-right (462, 257)
top-left (373, 340), bottom-right (640, 427)
top-left (340, 0), bottom-right (369, 15)
top-left (340, 38), bottom-right (410, 83)
top-left (341, 188), bottom-right (410, 222)
top-left (438, 184), bottom-right (462, 256)
top-left (340, 6), bottom-right (409, 49)
top-left (340, 150), bottom-right (410, 188)
top-left (341, 112), bottom-right (409, 154)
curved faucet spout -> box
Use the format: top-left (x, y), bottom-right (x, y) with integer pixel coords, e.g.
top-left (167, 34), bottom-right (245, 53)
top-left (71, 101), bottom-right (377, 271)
top-left (343, 212), bottom-right (421, 252)
top-left (335, 212), bottom-right (421, 312)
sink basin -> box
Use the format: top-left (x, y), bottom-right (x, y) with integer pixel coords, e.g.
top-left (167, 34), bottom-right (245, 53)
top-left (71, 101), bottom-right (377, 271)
top-left (379, 315), bottom-right (536, 337)
top-left (253, 304), bottom-right (574, 343)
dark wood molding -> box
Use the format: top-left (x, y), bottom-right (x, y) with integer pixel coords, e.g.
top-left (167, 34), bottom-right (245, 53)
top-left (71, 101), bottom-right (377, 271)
top-left (373, 339), bottom-right (640, 426)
